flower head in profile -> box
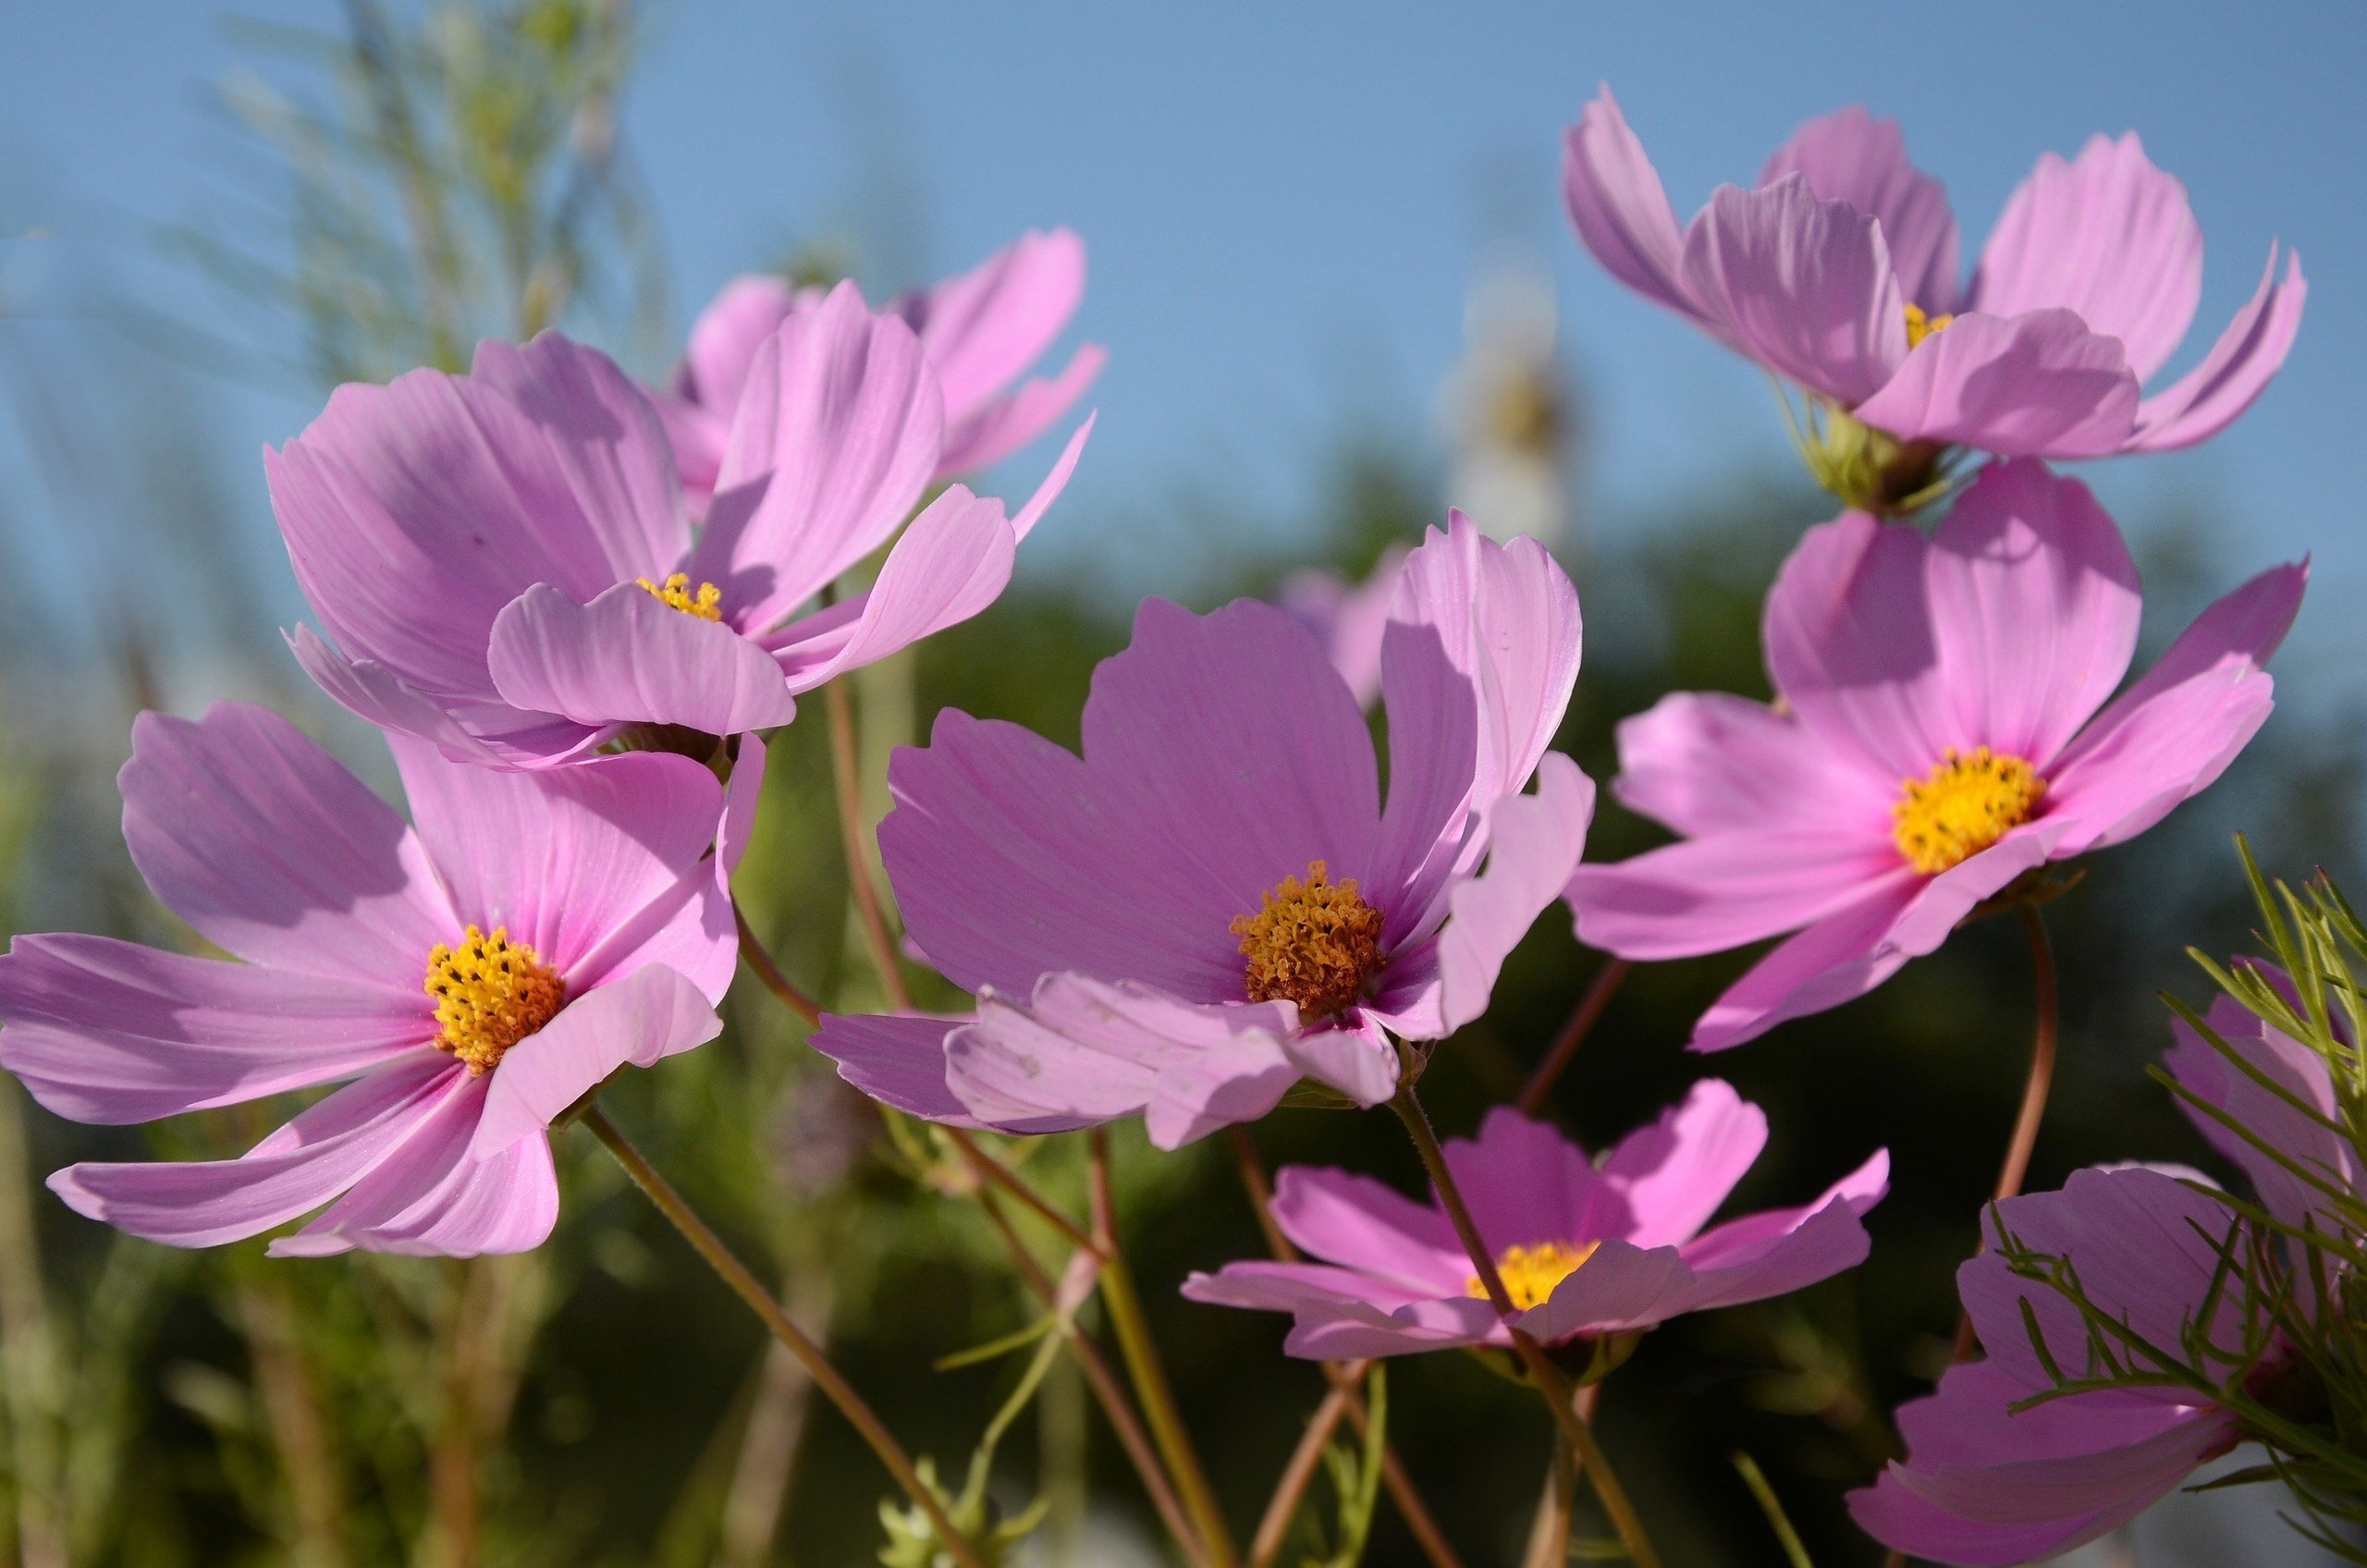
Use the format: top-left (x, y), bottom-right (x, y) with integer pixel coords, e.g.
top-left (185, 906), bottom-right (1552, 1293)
top-left (1564, 89), bottom-right (2304, 500)
top-left (813, 513), bottom-right (1591, 1146)
top-left (0, 704), bottom-right (758, 1256)
top-left (656, 229), bottom-right (1104, 497)
top-left (1184, 1090), bottom-right (1885, 1358)
top-left (1566, 459), bottom-right (2303, 1051)
top-left (272, 282), bottom-right (1089, 768)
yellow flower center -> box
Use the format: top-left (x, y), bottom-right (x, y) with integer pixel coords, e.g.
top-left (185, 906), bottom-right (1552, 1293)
top-left (637, 572), bottom-right (724, 621)
top-left (1893, 747), bottom-right (2045, 875)
top-left (1230, 860), bottom-right (1385, 1019)
top-left (1466, 1241), bottom-right (1600, 1311)
top-left (423, 925), bottom-right (566, 1074)
top-left (1904, 303), bottom-right (1956, 349)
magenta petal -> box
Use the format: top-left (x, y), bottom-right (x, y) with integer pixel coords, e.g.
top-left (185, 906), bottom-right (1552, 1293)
top-left (2165, 993), bottom-right (2353, 1236)
top-left (472, 967), bottom-right (720, 1156)
top-left (121, 704), bottom-right (459, 989)
top-left (487, 582), bottom-right (797, 736)
top-left (391, 737), bottom-right (726, 980)
top-left (2043, 561), bottom-right (2302, 855)
top-left (1182, 1261), bottom-right (1502, 1359)
top-left (1688, 833), bottom-right (2050, 1051)
top-left (1267, 1166), bottom-right (1467, 1291)
top-left (808, 1011), bottom-right (979, 1124)
top-left (1924, 459), bottom-right (2140, 765)
top-left (1512, 1238), bottom-right (1694, 1340)
top-left (1560, 88), bottom-right (1711, 327)
top-left (1598, 1080), bottom-right (1767, 1247)
top-left (1441, 1107), bottom-right (1612, 1256)
top-left (901, 228), bottom-right (1086, 424)
top-left (1850, 308), bottom-right (2140, 458)
top-left (1681, 1149), bottom-right (1889, 1269)
top-left (1433, 754), bottom-right (1594, 1031)
top-left (1667, 1154), bottom-right (1885, 1312)
top-left (1611, 691), bottom-right (1894, 839)
top-left (1971, 133), bottom-right (2201, 383)
top-left (2127, 245), bottom-right (2306, 452)
top-left (690, 282), bottom-right (944, 630)
top-left (769, 485), bottom-right (1016, 692)
top-left (1678, 176), bottom-right (1907, 406)
top-left (936, 344), bottom-right (1105, 479)
top-left (945, 974), bottom-right (1297, 1148)
top-left (1568, 828), bottom-right (1901, 962)
top-left (0, 934), bottom-right (431, 1124)
top-left (1759, 104), bottom-right (1960, 315)
top-left (46, 1058), bottom-right (459, 1248)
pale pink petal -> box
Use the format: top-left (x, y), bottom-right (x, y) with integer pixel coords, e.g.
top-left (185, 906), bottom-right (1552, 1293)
top-left (288, 625), bottom-right (607, 770)
top-left (486, 582), bottom-right (797, 737)
top-left (1924, 458), bottom-right (2140, 765)
top-left (1278, 1021), bottom-right (1400, 1107)
top-left (1598, 1080), bottom-right (1768, 1247)
top-left (121, 704), bottom-right (459, 989)
top-left (2042, 561), bottom-right (2302, 854)
top-left (935, 344), bottom-right (1105, 479)
top-left (1433, 755), bottom-right (1593, 1031)
top-left (1267, 1166), bottom-right (1468, 1292)
top-left (468, 333), bottom-right (690, 580)
top-left (676, 274), bottom-right (803, 414)
top-left (46, 1058), bottom-right (459, 1248)
top-left (1759, 105), bottom-right (1960, 314)
top-left (1567, 828), bottom-right (1902, 961)
top-left (689, 283), bottom-right (944, 631)
top-left (1611, 692), bottom-right (1895, 839)
top-left (1848, 308), bottom-right (2140, 457)
top-left (1678, 177), bottom-right (1907, 406)
top-left (944, 974), bottom-right (1298, 1148)
top-left (768, 486), bottom-right (1016, 692)
top-left (2127, 246), bottom-right (2306, 452)
top-left (809, 1012), bottom-right (979, 1124)
top-left (1971, 133), bottom-right (2201, 382)
top-left (391, 738), bottom-right (725, 979)
top-left (1666, 1158), bottom-right (1885, 1314)
top-left (1279, 545), bottom-right (1409, 712)
top-left (1182, 1262), bottom-right (1502, 1358)
top-left (1679, 1149), bottom-right (1889, 1268)
top-left (472, 967), bottom-right (720, 1156)
top-left (2165, 991), bottom-right (2354, 1236)
top-left (0, 935), bottom-right (430, 1124)
top-left (1560, 88), bottom-right (1711, 326)
top-left (900, 228), bottom-right (1085, 423)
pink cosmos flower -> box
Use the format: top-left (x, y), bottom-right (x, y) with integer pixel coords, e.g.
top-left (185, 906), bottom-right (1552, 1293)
top-left (1182, 1090), bottom-right (1886, 1358)
top-left (812, 513), bottom-right (1592, 1147)
top-left (657, 229), bottom-right (1105, 497)
top-left (1278, 545), bottom-right (1411, 710)
top-left (1852, 989), bottom-right (2344, 1562)
top-left (272, 282), bottom-right (1089, 768)
top-left (1564, 88), bottom-right (2305, 459)
top-left (0, 703), bottom-right (759, 1256)
top-left (1566, 459), bottom-right (2303, 1051)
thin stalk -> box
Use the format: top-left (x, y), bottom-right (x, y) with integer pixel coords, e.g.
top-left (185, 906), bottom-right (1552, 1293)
top-left (946, 1130), bottom-right (1105, 1260)
top-left (732, 899), bottom-right (822, 1026)
top-left (1248, 1370), bottom-right (1362, 1568)
top-left (1228, 1126), bottom-right (1466, 1568)
top-left (582, 1106), bottom-right (984, 1568)
top-left (1518, 958), bottom-right (1633, 1116)
top-left (1952, 903), bottom-right (2060, 1362)
top-left (824, 676), bottom-right (914, 1011)
top-left (1516, 1437), bottom-right (1575, 1568)
top-left (1088, 1130), bottom-right (1239, 1568)
top-left (1390, 1086), bottom-right (1662, 1568)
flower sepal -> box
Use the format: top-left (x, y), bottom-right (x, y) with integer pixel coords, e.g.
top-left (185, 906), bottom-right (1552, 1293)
top-left (1790, 399), bottom-right (1956, 518)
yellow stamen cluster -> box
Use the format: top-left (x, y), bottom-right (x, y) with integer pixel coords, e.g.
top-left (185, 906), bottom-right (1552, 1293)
top-left (1230, 860), bottom-right (1385, 1019)
top-left (637, 572), bottom-right (724, 621)
top-left (1467, 1240), bottom-right (1600, 1311)
top-left (423, 925), bottom-right (566, 1074)
top-left (1893, 747), bottom-right (2045, 875)
top-left (1904, 303), bottom-right (1956, 349)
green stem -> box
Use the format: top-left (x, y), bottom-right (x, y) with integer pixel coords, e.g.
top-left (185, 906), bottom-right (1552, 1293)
top-left (582, 1105), bottom-right (983, 1568)
top-left (1088, 1130), bottom-right (1239, 1568)
top-left (1390, 1086), bottom-right (1662, 1568)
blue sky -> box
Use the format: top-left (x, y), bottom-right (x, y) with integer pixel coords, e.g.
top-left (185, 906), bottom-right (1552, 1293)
top-left (4, 1), bottom-right (2363, 658)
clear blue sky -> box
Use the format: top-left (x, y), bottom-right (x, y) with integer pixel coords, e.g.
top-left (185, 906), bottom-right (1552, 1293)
top-left (4, 1), bottom-right (2363, 659)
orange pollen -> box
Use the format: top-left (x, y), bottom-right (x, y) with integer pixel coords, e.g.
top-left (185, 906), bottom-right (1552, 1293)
top-left (423, 925), bottom-right (566, 1074)
top-left (1904, 303), bottom-right (1956, 349)
top-left (637, 572), bottom-right (724, 621)
top-left (1893, 747), bottom-right (2045, 875)
top-left (1466, 1241), bottom-right (1600, 1311)
top-left (1229, 860), bottom-right (1385, 1019)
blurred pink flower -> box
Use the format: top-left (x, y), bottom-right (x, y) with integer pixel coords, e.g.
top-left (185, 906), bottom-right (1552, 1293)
top-left (1278, 545), bottom-right (1411, 709)
top-left (1567, 459), bottom-right (2302, 1051)
top-left (658, 229), bottom-right (1105, 496)
top-left (0, 704), bottom-right (758, 1256)
top-left (813, 513), bottom-right (1591, 1147)
top-left (1564, 88), bottom-right (2304, 458)
top-left (273, 284), bottom-right (1088, 768)
top-left (1183, 1089), bottom-right (1885, 1358)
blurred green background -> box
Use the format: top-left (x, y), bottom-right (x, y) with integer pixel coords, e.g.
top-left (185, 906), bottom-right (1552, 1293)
top-left (0, 5), bottom-right (2361, 1566)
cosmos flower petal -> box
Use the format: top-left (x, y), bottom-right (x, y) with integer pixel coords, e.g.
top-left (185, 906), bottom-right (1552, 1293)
top-left (807, 1012), bottom-right (980, 1125)
top-left (1609, 691), bottom-right (1893, 839)
top-left (2165, 989), bottom-right (2358, 1236)
top-left (2126, 245), bottom-right (2306, 452)
top-left (1267, 1166), bottom-right (1469, 1290)
top-left (1570, 828), bottom-right (1905, 962)
top-left (1560, 87), bottom-right (1713, 327)
top-left (770, 485), bottom-right (1017, 692)
top-left (486, 582), bottom-right (798, 737)
top-left (1849, 309), bottom-right (2140, 458)
top-left (1434, 754), bottom-right (1594, 1032)
top-left (1760, 104), bottom-right (1960, 315)
top-left (936, 343), bottom-right (1106, 478)
top-left (1598, 1079), bottom-right (1769, 1248)
top-left (472, 966), bottom-right (720, 1157)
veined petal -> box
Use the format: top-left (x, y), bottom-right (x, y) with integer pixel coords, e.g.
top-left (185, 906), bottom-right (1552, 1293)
top-left (287, 625), bottom-right (607, 770)
top-left (486, 582), bottom-right (797, 737)
top-left (1432, 755), bottom-right (1594, 1031)
top-left (472, 967), bottom-right (720, 1156)
top-left (2127, 245), bottom-right (2306, 452)
top-left (809, 1011), bottom-right (977, 1125)
top-left (936, 345), bottom-right (1105, 479)
top-left (1598, 1079), bottom-right (1768, 1248)
top-left (900, 228), bottom-right (1087, 427)
top-left (1561, 87), bottom-right (1711, 326)
top-left (1568, 828), bottom-right (1902, 962)
top-left (768, 486), bottom-right (1018, 692)
top-left (1849, 308), bottom-right (2140, 458)
top-left (1760, 104), bottom-right (1960, 315)
top-left (1611, 691), bottom-right (1894, 839)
